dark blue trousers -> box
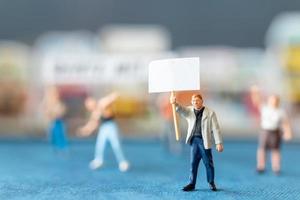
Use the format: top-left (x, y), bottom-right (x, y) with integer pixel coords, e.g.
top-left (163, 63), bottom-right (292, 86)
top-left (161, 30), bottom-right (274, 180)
top-left (189, 137), bottom-right (214, 185)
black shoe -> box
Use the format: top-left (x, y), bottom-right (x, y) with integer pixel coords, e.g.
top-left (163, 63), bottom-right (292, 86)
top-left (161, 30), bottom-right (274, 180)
top-left (182, 183), bottom-right (195, 192)
top-left (256, 168), bottom-right (265, 174)
top-left (274, 170), bottom-right (281, 176)
top-left (209, 182), bottom-right (217, 191)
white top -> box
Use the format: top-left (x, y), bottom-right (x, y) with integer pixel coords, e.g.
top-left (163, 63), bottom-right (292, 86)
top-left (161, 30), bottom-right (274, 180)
top-left (261, 105), bottom-right (286, 131)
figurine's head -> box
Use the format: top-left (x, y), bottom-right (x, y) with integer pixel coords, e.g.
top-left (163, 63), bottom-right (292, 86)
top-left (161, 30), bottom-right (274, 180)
top-left (267, 94), bottom-right (280, 108)
top-left (191, 93), bottom-right (203, 110)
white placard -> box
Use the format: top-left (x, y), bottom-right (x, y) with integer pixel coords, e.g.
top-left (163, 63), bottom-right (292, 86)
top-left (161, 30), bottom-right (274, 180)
top-left (148, 57), bottom-right (200, 93)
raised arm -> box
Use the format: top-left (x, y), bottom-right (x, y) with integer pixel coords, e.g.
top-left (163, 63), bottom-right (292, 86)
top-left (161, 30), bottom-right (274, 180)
top-left (169, 93), bottom-right (190, 118)
top-left (98, 92), bottom-right (119, 109)
top-left (78, 109), bottom-right (101, 137)
top-left (249, 85), bottom-right (263, 110)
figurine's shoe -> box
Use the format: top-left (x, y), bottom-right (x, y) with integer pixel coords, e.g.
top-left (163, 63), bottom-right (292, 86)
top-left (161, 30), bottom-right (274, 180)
top-left (119, 161), bottom-right (130, 172)
top-left (89, 159), bottom-right (103, 170)
top-left (182, 183), bottom-right (195, 192)
top-left (256, 168), bottom-right (265, 174)
top-left (274, 170), bottom-right (281, 176)
top-left (209, 182), bottom-right (217, 191)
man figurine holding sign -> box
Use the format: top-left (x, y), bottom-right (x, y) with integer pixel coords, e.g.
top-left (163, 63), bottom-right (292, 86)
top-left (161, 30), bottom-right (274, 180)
top-left (170, 92), bottom-right (223, 192)
top-left (149, 57), bottom-right (223, 192)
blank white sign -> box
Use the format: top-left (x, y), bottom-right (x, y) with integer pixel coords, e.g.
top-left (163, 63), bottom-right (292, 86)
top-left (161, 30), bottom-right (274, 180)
top-left (148, 57), bottom-right (200, 93)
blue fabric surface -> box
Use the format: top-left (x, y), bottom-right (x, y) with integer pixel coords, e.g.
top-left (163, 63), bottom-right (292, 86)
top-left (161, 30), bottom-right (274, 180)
top-left (0, 139), bottom-right (299, 200)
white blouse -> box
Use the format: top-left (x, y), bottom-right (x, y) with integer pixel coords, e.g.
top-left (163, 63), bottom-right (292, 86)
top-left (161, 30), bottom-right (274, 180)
top-left (261, 105), bottom-right (286, 131)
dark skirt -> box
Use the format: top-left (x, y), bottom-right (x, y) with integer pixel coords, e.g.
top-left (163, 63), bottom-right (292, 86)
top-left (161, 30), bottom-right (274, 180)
top-left (258, 129), bottom-right (282, 150)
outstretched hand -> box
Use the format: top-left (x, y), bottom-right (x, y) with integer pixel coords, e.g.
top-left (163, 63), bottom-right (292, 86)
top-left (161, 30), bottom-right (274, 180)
top-left (77, 121), bottom-right (98, 137)
top-left (77, 126), bottom-right (92, 137)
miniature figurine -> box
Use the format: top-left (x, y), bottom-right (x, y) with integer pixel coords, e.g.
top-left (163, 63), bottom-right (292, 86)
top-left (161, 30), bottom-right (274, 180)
top-left (250, 86), bottom-right (292, 175)
top-left (78, 92), bottom-right (130, 172)
top-left (170, 92), bottom-right (223, 192)
top-left (43, 86), bottom-right (68, 151)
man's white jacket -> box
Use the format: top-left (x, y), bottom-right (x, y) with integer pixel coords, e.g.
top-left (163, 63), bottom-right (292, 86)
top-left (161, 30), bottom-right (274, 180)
top-left (175, 104), bottom-right (223, 149)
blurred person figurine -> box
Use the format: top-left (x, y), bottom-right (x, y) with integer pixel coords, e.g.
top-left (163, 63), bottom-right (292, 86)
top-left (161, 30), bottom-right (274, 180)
top-left (78, 92), bottom-right (130, 172)
top-left (157, 93), bottom-right (182, 154)
top-left (170, 93), bottom-right (223, 192)
top-left (43, 86), bottom-right (68, 151)
top-left (250, 86), bottom-right (292, 175)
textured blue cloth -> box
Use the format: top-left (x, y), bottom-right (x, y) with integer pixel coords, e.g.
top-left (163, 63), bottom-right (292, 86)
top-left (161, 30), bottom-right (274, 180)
top-left (0, 139), bottom-right (300, 200)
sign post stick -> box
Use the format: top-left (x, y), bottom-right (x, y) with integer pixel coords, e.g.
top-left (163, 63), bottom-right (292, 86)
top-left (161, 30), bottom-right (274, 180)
top-left (171, 91), bottom-right (180, 141)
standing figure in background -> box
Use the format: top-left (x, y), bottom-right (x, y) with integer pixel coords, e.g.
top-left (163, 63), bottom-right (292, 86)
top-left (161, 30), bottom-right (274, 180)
top-left (78, 92), bottom-right (130, 172)
top-left (43, 86), bottom-right (68, 150)
top-left (170, 93), bottom-right (223, 192)
top-left (250, 86), bottom-right (292, 175)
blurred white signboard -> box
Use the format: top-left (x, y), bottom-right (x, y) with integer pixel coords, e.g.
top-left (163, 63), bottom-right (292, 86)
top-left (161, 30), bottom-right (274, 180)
top-left (40, 53), bottom-right (175, 84)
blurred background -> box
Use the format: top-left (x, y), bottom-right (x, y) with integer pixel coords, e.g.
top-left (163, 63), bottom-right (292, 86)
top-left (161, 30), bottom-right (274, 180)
top-left (0, 0), bottom-right (300, 140)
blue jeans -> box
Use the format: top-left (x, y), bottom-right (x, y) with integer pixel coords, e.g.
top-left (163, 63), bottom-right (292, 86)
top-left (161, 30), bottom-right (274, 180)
top-left (189, 137), bottom-right (214, 185)
top-left (94, 120), bottom-right (126, 164)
